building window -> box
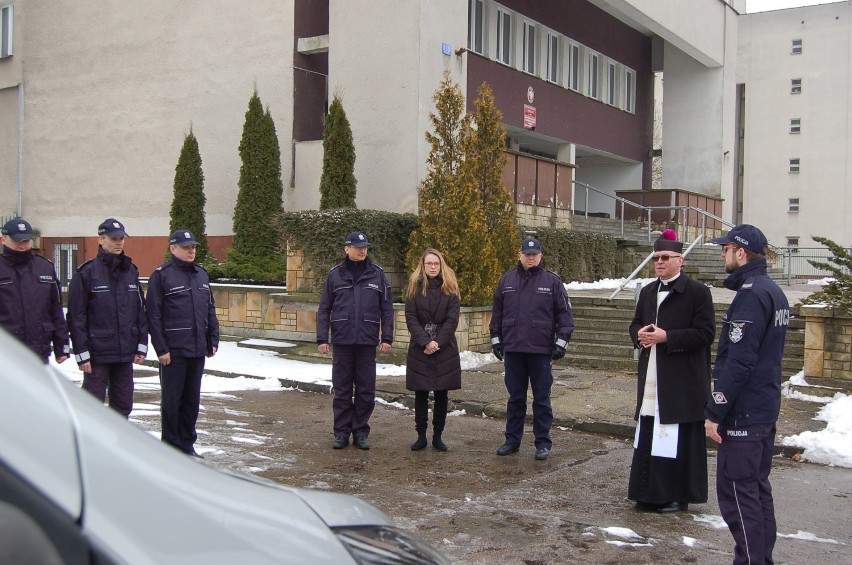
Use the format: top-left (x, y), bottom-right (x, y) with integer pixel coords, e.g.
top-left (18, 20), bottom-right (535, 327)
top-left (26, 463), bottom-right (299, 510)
top-left (522, 21), bottom-right (536, 74)
top-left (791, 39), bottom-right (803, 54)
top-left (789, 158), bottom-right (800, 174)
top-left (788, 199), bottom-right (800, 213)
top-left (791, 78), bottom-right (802, 94)
top-left (605, 61), bottom-right (618, 105)
top-left (496, 8), bottom-right (512, 65)
top-left (546, 32), bottom-right (559, 83)
top-left (468, 0), bottom-right (484, 54)
top-left (1, 4), bottom-right (12, 58)
top-left (567, 43), bottom-right (581, 91)
top-left (790, 118), bottom-right (801, 134)
top-left (623, 68), bottom-right (636, 113)
top-left (587, 51), bottom-right (601, 100)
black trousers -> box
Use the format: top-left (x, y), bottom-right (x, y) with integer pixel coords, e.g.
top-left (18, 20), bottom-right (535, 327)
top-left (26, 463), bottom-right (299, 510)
top-left (159, 356), bottom-right (205, 453)
top-left (503, 352), bottom-right (553, 449)
top-left (717, 423), bottom-right (777, 565)
top-left (81, 362), bottom-right (135, 417)
top-left (331, 344), bottom-right (377, 439)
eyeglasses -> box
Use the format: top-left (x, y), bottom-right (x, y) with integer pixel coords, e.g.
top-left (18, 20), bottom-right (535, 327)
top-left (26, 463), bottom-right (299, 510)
top-left (424, 261), bottom-right (441, 267)
top-left (652, 254), bottom-right (681, 262)
top-left (721, 244), bottom-right (737, 255)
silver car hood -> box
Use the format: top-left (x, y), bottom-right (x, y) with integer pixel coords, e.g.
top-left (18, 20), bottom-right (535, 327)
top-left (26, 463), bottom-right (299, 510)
top-left (0, 332), bottom-right (393, 564)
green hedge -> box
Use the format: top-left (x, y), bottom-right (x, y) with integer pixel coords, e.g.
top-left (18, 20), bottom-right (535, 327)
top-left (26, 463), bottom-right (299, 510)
top-left (277, 208), bottom-right (418, 285)
top-left (522, 227), bottom-right (617, 283)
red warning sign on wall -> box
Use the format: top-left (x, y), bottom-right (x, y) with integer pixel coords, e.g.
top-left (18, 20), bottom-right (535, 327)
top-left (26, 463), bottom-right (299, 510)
top-left (523, 104), bottom-right (536, 129)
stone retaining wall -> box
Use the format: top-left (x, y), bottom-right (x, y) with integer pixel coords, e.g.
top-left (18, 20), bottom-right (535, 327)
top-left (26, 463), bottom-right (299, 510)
top-left (211, 284), bottom-right (493, 352)
top-left (801, 305), bottom-right (852, 381)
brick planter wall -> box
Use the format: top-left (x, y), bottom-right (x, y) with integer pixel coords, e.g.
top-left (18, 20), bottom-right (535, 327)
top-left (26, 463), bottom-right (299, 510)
top-left (209, 284), bottom-right (493, 352)
top-left (800, 305), bottom-right (852, 381)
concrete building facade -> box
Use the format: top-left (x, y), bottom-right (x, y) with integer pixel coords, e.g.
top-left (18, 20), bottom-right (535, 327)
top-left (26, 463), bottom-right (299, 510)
top-left (737, 1), bottom-right (852, 249)
top-left (0, 0), bottom-right (742, 277)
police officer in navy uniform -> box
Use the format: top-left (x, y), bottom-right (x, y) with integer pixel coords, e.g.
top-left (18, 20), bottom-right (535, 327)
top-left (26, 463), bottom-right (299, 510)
top-left (317, 232), bottom-right (394, 450)
top-left (705, 224), bottom-right (789, 565)
top-left (147, 230), bottom-right (219, 457)
top-left (0, 218), bottom-right (70, 364)
top-left (67, 218), bottom-right (148, 417)
top-left (490, 236), bottom-right (575, 461)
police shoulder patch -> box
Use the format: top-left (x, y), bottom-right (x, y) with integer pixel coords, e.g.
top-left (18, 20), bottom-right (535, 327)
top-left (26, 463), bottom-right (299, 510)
top-left (729, 320), bottom-right (750, 343)
top-left (712, 391), bottom-right (727, 404)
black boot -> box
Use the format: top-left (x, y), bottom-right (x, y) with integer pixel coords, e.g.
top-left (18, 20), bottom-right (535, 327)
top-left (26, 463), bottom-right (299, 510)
top-left (432, 391), bottom-right (448, 451)
top-left (411, 391), bottom-right (429, 451)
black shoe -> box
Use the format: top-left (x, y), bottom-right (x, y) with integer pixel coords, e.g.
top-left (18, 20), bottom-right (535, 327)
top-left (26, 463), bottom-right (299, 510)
top-left (187, 451), bottom-right (204, 459)
top-left (656, 502), bottom-right (688, 513)
top-left (535, 447), bottom-right (551, 460)
top-left (432, 435), bottom-right (448, 452)
top-left (353, 436), bottom-right (370, 450)
top-left (411, 435), bottom-right (428, 451)
top-left (633, 501), bottom-right (659, 512)
top-left (496, 443), bottom-right (520, 456)
top-left (332, 436), bottom-right (349, 449)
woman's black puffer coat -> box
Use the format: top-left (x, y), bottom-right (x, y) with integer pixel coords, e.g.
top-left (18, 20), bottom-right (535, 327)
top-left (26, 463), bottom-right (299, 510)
top-left (405, 276), bottom-right (462, 392)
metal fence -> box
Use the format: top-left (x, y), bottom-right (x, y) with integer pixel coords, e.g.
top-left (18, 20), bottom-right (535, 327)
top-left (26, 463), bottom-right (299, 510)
top-left (776, 247), bottom-right (849, 285)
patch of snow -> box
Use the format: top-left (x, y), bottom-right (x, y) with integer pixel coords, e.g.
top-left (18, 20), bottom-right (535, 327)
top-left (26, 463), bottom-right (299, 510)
top-left (782, 394), bottom-right (852, 468)
top-left (777, 530), bottom-right (840, 544)
top-left (682, 536), bottom-right (699, 547)
top-left (601, 526), bottom-right (644, 541)
top-left (693, 514), bottom-right (728, 529)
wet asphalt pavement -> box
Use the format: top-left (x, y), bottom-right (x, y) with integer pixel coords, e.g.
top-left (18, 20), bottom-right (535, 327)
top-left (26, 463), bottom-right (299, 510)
top-left (129, 377), bottom-right (851, 565)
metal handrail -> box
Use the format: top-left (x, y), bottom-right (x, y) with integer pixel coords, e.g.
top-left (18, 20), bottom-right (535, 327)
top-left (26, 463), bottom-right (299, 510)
top-left (570, 181), bottom-right (786, 299)
top-left (607, 234), bottom-right (706, 301)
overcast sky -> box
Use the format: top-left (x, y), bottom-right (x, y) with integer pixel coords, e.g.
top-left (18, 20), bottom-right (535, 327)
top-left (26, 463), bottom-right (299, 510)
top-left (747, 0), bottom-right (847, 13)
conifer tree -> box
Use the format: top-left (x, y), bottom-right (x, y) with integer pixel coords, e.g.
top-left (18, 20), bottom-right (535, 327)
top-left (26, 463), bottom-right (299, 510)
top-left (801, 236), bottom-right (852, 314)
top-left (408, 73), bottom-right (498, 305)
top-left (170, 127), bottom-right (210, 261)
top-left (466, 82), bottom-right (518, 273)
top-left (233, 88), bottom-right (283, 257)
top-left (319, 94), bottom-right (357, 209)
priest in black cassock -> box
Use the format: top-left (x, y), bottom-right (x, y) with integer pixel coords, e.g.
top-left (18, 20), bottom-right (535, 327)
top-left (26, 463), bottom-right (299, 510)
top-left (628, 229), bottom-right (716, 513)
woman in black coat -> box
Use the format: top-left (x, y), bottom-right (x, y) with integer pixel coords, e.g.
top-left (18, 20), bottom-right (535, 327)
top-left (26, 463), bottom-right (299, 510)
top-left (405, 249), bottom-right (462, 451)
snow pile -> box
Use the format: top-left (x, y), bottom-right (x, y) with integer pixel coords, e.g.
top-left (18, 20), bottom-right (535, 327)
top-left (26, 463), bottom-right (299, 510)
top-left (782, 394), bottom-right (852, 468)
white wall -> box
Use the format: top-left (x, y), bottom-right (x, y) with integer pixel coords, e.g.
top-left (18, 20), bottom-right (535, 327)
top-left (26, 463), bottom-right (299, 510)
top-left (595, 0), bottom-right (744, 66)
top-left (19, 0), bottom-right (293, 237)
top-left (292, 140), bottom-right (323, 211)
top-left (661, 43), bottom-right (726, 196)
top-left (738, 2), bottom-right (852, 247)
top-left (576, 162), bottom-right (643, 218)
top-left (326, 0), bottom-right (468, 215)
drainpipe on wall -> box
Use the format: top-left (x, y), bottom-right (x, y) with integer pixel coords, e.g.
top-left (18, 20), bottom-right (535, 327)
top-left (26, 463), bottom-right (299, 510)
top-left (16, 82), bottom-right (23, 217)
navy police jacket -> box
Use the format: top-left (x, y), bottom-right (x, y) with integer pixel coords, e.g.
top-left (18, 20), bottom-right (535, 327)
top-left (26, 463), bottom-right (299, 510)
top-left (706, 259), bottom-right (789, 427)
top-left (146, 257), bottom-right (219, 358)
top-left (67, 248), bottom-right (148, 365)
top-left (490, 262), bottom-right (575, 355)
top-left (317, 258), bottom-right (394, 346)
top-left (0, 247), bottom-right (70, 360)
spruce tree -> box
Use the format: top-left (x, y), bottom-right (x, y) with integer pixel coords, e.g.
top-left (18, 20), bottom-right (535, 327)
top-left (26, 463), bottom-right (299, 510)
top-left (466, 82), bottom-right (518, 273)
top-left (801, 236), bottom-right (852, 314)
top-left (408, 73), bottom-right (498, 305)
top-left (170, 127), bottom-right (210, 261)
top-left (319, 94), bottom-right (357, 209)
top-left (233, 88), bottom-right (283, 257)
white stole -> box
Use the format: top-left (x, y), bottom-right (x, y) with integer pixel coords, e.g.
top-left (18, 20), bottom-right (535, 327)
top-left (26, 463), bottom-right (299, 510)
top-left (632, 283), bottom-right (679, 458)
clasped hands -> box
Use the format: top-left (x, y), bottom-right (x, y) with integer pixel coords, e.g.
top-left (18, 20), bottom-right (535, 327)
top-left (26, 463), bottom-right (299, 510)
top-left (423, 340), bottom-right (440, 355)
top-left (637, 324), bottom-right (667, 348)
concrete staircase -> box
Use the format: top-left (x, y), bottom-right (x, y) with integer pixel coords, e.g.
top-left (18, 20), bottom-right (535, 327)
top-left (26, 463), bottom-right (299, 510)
top-left (563, 295), bottom-right (805, 378)
top-left (570, 215), bottom-right (652, 243)
top-left (568, 215), bottom-right (788, 286)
